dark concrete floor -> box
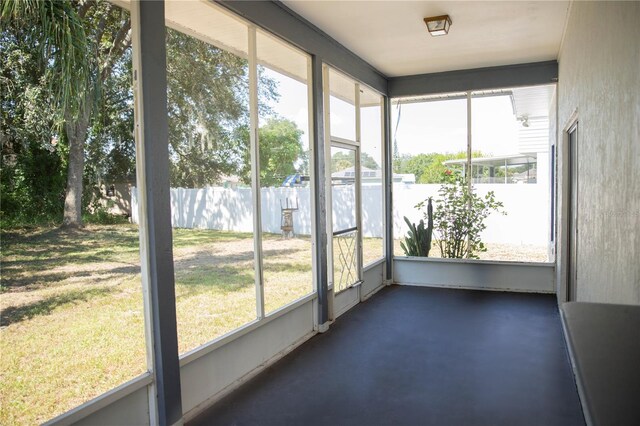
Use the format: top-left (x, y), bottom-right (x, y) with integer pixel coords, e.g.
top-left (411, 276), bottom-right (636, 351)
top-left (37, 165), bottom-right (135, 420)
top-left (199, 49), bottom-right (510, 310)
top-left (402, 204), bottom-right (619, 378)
top-left (189, 286), bottom-right (585, 426)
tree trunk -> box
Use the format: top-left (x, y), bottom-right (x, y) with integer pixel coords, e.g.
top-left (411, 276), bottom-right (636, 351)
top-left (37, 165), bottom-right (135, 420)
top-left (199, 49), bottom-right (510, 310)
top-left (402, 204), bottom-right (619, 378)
top-left (62, 110), bottom-right (90, 227)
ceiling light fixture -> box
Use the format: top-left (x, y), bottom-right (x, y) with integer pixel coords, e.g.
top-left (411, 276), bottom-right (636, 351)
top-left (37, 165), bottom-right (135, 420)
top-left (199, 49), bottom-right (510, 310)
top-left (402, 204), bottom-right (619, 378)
top-left (424, 15), bottom-right (452, 36)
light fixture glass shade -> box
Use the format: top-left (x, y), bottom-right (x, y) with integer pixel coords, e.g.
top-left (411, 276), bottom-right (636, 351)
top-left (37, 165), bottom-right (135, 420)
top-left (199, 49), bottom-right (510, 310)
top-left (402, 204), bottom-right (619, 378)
top-left (424, 15), bottom-right (452, 36)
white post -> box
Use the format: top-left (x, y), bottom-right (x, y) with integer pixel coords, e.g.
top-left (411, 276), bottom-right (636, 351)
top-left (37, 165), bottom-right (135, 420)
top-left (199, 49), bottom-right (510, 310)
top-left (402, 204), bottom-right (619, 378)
top-left (355, 83), bottom-right (363, 289)
top-left (248, 26), bottom-right (265, 319)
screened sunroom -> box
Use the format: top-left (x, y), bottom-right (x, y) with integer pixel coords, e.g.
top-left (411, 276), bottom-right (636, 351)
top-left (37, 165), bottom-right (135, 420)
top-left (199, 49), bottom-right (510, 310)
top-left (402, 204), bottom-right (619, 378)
top-left (5, 1), bottom-right (638, 425)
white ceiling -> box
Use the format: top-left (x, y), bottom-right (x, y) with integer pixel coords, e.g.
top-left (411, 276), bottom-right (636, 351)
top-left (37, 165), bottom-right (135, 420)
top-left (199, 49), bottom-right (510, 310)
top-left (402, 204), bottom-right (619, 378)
top-left (282, 1), bottom-right (570, 77)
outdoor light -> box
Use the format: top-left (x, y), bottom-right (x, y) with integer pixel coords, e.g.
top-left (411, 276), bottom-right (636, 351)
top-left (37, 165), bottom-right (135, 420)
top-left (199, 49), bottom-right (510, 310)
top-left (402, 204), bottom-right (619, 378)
top-left (424, 15), bottom-right (452, 36)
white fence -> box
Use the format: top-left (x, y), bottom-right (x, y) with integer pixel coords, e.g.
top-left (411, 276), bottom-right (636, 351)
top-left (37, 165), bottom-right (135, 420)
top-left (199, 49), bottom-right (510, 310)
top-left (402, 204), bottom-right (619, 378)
top-left (131, 186), bottom-right (383, 237)
top-left (394, 183), bottom-right (550, 245)
top-left (131, 182), bottom-right (549, 245)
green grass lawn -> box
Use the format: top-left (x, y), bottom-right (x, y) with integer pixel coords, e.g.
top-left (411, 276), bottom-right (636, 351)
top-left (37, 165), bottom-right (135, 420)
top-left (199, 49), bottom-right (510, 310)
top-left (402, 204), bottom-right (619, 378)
top-left (0, 222), bottom-right (543, 424)
top-left (1, 225), bottom-right (144, 424)
top-left (0, 224), bottom-right (384, 425)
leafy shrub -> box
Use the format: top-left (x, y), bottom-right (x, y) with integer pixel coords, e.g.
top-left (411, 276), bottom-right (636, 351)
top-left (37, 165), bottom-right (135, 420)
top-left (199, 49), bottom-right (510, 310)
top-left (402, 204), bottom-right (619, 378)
top-left (418, 172), bottom-right (505, 259)
top-left (82, 205), bottom-right (128, 225)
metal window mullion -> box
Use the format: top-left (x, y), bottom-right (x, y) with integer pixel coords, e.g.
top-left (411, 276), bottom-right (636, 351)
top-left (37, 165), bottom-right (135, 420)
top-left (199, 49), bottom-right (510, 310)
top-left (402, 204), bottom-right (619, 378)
top-left (354, 84), bottom-right (363, 285)
top-left (383, 96), bottom-right (393, 281)
top-left (330, 139), bottom-right (358, 151)
top-left (466, 92), bottom-right (472, 258)
top-left (378, 96), bottom-right (387, 268)
top-left (312, 57), bottom-right (329, 326)
top-left (331, 135), bottom-right (360, 147)
top-left (306, 55), bottom-right (319, 313)
top-left (130, 1), bottom-right (182, 425)
top-left (322, 64), bottom-right (335, 298)
top-left (248, 26), bottom-right (265, 319)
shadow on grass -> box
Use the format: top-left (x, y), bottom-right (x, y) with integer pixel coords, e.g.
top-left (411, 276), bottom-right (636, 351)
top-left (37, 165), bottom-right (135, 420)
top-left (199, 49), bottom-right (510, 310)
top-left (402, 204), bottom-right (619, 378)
top-left (175, 264), bottom-right (311, 303)
top-left (261, 247), bottom-right (307, 258)
top-left (1, 225), bottom-right (312, 317)
top-left (175, 266), bottom-right (255, 297)
top-left (1, 225), bottom-right (140, 279)
top-left (172, 229), bottom-right (254, 248)
top-left (263, 261), bottom-right (312, 274)
top-left (1, 264), bottom-right (140, 290)
top-left (172, 246), bottom-right (308, 292)
top-left (172, 246), bottom-right (303, 272)
top-left (2, 225), bottom-right (138, 249)
top-left (0, 286), bottom-right (115, 327)
top-left (1, 224), bottom-right (143, 291)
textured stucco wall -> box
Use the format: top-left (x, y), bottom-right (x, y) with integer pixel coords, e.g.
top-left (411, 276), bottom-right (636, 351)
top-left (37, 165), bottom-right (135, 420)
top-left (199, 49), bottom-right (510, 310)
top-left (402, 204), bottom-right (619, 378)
top-left (557, 1), bottom-right (640, 304)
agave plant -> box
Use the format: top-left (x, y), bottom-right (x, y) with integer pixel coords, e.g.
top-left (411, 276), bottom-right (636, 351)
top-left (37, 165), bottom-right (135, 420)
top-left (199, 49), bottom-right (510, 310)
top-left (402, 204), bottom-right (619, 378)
top-left (400, 198), bottom-right (433, 257)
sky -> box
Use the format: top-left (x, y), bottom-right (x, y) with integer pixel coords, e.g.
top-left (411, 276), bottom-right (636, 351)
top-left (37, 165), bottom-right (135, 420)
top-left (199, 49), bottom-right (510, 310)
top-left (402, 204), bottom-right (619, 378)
top-left (262, 67), bottom-right (523, 168)
top-left (261, 68), bottom-right (383, 167)
top-left (392, 95), bottom-right (520, 158)
top-left (260, 68), bottom-right (310, 151)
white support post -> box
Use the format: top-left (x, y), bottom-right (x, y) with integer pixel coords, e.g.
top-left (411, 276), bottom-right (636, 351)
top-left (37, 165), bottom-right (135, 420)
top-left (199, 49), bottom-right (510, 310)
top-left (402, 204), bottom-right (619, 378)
top-left (248, 26), bottom-right (265, 319)
top-left (355, 84), bottom-right (363, 289)
top-left (322, 64), bottom-right (335, 320)
top-left (505, 158), bottom-right (508, 184)
top-left (130, 5), bottom-right (157, 422)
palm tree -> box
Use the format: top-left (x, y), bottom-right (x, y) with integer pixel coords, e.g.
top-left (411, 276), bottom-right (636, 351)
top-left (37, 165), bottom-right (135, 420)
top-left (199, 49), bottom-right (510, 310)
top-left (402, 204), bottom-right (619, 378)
top-left (2, 0), bottom-right (131, 227)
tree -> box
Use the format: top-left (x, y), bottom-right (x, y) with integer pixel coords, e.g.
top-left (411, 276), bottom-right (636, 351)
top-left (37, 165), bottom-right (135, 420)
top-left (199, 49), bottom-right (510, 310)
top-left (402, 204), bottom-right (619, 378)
top-left (63, 2), bottom-right (130, 226)
top-left (330, 151), bottom-right (379, 173)
top-left (392, 153), bottom-right (411, 175)
top-left (1, 2), bottom-right (77, 224)
top-left (404, 153), bottom-right (436, 182)
top-left (331, 151), bottom-right (353, 173)
top-left (255, 118), bottom-right (304, 187)
top-left (1, 0), bottom-right (131, 227)
top-left (84, 49), bottom-right (135, 201)
top-left (2, 1), bottom-right (279, 224)
top-left (360, 152), bottom-right (380, 170)
top-left (166, 32), bottom-right (278, 188)
top-left (393, 151), bottom-right (484, 184)
top-left (412, 153), bottom-right (464, 184)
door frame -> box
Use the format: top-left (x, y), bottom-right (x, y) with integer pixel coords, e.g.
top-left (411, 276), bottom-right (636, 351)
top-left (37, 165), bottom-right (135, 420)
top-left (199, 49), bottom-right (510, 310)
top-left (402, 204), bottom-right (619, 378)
top-left (566, 121), bottom-right (579, 301)
top-left (322, 65), bottom-right (364, 320)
